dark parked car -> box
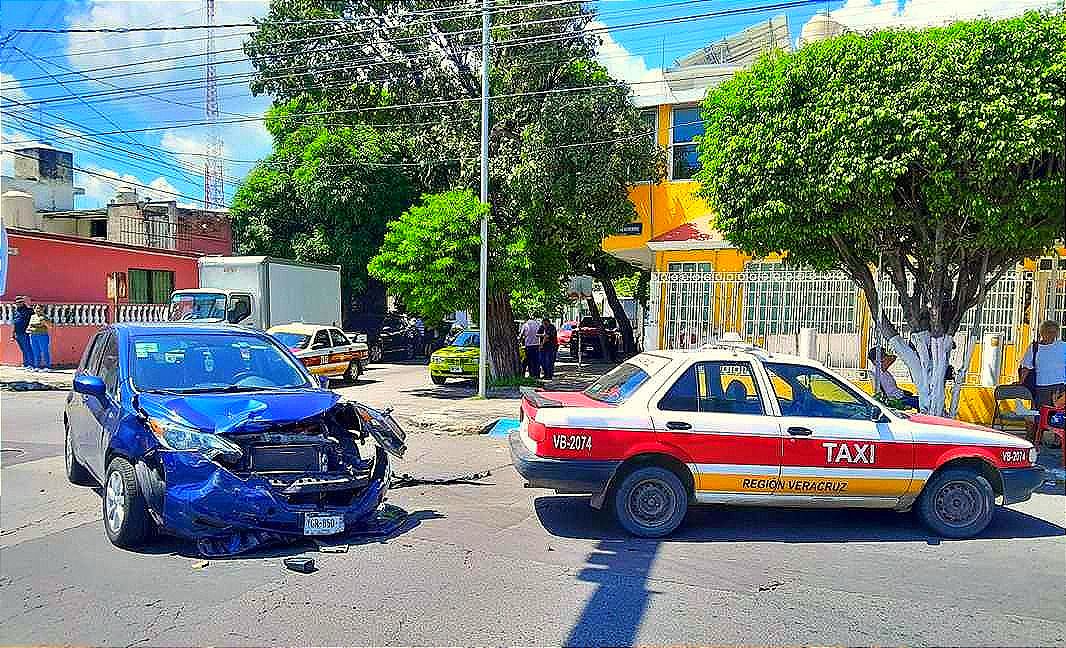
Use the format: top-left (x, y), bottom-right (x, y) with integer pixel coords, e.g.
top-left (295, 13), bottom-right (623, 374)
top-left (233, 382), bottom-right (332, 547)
top-left (348, 313), bottom-right (421, 362)
top-left (569, 316), bottom-right (622, 359)
top-left (63, 323), bottom-right (405, 554)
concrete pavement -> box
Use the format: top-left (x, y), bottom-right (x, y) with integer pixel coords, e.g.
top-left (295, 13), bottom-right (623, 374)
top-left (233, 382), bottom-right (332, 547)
top-left (1, 364), bottom-right (1064, 645)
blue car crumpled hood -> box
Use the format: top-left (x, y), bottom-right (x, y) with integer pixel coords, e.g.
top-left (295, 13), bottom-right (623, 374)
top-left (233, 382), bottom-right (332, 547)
top-left (136, 389), bottom-right (342, 435)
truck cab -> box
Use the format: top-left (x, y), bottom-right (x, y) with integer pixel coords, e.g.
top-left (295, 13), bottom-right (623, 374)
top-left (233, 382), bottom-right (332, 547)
top-left (168, 289), bottom-right (256, 327)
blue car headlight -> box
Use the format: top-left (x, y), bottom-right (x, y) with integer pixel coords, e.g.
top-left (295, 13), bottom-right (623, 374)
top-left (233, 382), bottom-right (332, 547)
top-left (148, 418), bottom-right (243, 462)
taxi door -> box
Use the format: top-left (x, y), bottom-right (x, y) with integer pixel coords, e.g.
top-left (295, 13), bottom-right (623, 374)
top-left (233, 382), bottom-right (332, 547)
top-left (307, 329), bottom-right (337, 375)
top-left (649, 360), bottom-right (782, 502)
top-left (759, 361), bottom-right (914, 502)
top-left (328, 328), bottom-right (355, 368)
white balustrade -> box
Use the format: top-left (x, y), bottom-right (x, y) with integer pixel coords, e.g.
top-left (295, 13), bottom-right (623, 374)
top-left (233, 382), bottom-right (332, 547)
top-left (0, 302), bottom-right (109, 326)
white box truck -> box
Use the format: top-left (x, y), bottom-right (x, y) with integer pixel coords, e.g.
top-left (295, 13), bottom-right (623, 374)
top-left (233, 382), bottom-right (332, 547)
top-left (169, 256), bottom-right (342, 330)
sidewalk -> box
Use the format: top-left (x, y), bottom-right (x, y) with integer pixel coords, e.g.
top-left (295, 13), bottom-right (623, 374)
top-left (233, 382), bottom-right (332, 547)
top-left (0, 366), bottom-right (74, 391)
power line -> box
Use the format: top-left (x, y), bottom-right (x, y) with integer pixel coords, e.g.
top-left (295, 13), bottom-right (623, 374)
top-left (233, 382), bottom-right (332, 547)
top-left (2, 0), bottom-right (735, 91)
top-left (2, 0), bottom-right (815, 107)
top-left (2, 147), bottom-right (226, 208)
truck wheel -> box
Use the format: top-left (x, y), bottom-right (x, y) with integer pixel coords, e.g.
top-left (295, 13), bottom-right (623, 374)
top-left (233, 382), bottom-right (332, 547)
top-left (431, 375), bottom-right (447, 386)
top-left (65, 421), bottom-right (95, 486)
top-left (917, 468), bottom-right (995, 538)
top-left (103, 457), bottom-right (152, 549)
top-left (613, 466), bottom-right (688, 538)
top-left (343, 361), bottom-right (360, 382)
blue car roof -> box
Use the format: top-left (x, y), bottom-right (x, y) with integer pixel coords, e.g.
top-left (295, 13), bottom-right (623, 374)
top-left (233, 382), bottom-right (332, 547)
top-left (109, 322), bottom-right (265, 337)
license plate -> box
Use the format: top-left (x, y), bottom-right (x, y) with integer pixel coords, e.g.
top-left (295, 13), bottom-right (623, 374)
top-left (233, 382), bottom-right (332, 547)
top-left (303, 513), bottom-right (344, 536)
top-left (449, 364), bottom-right (464, 373)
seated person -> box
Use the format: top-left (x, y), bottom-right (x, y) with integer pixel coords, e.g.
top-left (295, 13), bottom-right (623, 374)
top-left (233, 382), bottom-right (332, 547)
top-left (868, 348), bottom-right (919, 410)
top-left (1051, 391), bottom-right (1065, 430)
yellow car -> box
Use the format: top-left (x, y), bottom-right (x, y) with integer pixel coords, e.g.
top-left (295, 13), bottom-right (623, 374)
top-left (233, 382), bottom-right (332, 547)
top-left (428, 329), bottom-right (481, 385)
top-left (268, 323), bottom-right (368, 382)
top-left (428, 329), bottom-right (527, 385)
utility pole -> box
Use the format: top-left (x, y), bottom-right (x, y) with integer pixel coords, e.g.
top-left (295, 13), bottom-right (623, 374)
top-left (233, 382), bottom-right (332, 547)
top-left (478, 0), bottom-right (491, 398)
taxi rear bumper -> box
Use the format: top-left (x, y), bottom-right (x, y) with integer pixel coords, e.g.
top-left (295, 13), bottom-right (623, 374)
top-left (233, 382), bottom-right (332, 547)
top-left (1000, 466), bottom-right (1046, 505)
top-left (509, 430), bottom-right (619, 494)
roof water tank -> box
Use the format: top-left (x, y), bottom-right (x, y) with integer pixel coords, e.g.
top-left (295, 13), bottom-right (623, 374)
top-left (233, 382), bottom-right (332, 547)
top-left (2, 190), bottom-right (38, 229)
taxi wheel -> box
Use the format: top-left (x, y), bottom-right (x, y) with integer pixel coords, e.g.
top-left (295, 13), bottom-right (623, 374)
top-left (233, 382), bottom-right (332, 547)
top-left (103, 457), bottom-right (151, 549)
top-left (343, 361), bottom-right (360, 382)
top-left (431, 375), bottom-right (447, 385)
top-left (613, 466), bottom-right (688, 538)
top-left (917, 468), bottom-right (995, 539)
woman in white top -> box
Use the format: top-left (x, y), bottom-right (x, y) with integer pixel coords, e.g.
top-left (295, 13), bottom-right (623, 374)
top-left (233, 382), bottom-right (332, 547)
top-left (1019, 319), bottom-right (1066, 408)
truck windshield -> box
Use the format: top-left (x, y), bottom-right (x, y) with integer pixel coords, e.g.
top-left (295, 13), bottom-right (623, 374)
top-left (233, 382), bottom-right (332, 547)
top-left (132, 334), bottom-right (309, 392)
top-left (169, 293), bottom-right (227, 321)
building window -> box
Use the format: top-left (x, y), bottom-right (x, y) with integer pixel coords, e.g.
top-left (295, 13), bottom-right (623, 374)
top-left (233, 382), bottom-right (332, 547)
top-left (128, 269), bottom-right (174, 304)
top-left (670, 105), bottom-right (703, 180)
top-left (640, 109), bottom-right (657, 149)
top-left (90, 219), bottom-right (107, 238)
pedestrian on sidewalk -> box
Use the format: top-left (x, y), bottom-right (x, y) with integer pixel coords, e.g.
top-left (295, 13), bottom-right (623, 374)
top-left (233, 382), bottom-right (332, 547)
top-left (28, 304), bottom-right (54, 371)
top-left (1019, 319), bottom-right (1065, 411)
top-left (520, 315), bottom-right (541, 379)
top-left (868, 347), bottom-right (919, 410)
top-left (10, 295), bottom-right (35, 369)
top-left (539, 318), bottom-right (558, 380)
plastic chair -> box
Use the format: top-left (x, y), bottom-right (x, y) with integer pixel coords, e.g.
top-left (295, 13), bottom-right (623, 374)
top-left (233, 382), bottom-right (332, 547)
top-left (991, 385), bottom-right (1036, 436)
top-left (1037, 406), bottom-right (1065, 469)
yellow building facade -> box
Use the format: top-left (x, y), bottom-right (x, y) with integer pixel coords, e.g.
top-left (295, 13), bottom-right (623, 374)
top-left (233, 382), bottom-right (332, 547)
top-left (602, 101), bottom-right (1065, 425)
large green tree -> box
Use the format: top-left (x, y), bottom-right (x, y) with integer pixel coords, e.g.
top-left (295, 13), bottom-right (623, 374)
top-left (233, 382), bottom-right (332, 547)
top-left (696, 12), bottom-right (1065, 415)
top-left (246, 0), bottom-right (659, 376)
top-left (230, 99), bottom-right (413, 320)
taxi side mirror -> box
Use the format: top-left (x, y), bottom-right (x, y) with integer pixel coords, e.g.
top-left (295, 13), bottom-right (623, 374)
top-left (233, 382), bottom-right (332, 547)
top-left (870, 406), bottom-right (887, 423)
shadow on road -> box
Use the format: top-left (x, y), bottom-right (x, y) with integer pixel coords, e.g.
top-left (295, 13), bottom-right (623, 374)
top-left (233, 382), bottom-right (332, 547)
top-left (565, 537), bottom-right (660, 647)
top-left (404, 386), bottom-right (478, 400)
top-left (534, 495), bottom-right (1065, 543)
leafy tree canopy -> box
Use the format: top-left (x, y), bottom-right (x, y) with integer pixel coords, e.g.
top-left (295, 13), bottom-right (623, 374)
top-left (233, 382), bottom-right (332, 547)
top-left (231, 98), bottom-right (413, 313)
top-left (696, 11), bottom-right (1064, 413)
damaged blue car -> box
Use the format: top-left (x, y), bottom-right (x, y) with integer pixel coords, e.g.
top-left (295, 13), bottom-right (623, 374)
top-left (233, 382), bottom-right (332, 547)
top-left (64, 323), bottom-right (406, 555)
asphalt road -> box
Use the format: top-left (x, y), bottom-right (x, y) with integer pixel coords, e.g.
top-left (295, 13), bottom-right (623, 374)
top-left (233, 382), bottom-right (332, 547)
top-left (2, 364), bottom-right (1065, 646)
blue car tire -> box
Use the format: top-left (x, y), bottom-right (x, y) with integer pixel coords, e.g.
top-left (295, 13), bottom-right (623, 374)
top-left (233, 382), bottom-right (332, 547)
top-left (64, 420), bottom-right (95, 487)
top-left (103, 457), bottom-right (152, 549)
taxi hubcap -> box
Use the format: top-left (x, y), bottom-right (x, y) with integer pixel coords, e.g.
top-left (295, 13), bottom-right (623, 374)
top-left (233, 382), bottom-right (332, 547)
top-left (934, 480), bottom-right (983, 527)
top-left (628, 479), bottom-right (675, 527)
top-left (105, 471), bottom-right (126, 534)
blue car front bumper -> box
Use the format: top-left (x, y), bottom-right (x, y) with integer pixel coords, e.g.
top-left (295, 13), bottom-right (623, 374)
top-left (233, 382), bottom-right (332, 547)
top-left (143, 450), bottom-right (392, 553)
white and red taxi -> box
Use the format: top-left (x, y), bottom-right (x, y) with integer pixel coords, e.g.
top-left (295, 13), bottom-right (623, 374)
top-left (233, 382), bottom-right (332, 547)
top-left (510, 345), bottom-right (1045, 538)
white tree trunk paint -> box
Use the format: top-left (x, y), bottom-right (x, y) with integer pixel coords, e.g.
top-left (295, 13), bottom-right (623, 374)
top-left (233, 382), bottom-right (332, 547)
top-left (886, 331), bottom-right (953, 416)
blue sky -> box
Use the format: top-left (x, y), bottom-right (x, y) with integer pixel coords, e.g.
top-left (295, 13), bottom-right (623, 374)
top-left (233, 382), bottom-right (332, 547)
top-left (0, 0), bottom-right (1051, 210)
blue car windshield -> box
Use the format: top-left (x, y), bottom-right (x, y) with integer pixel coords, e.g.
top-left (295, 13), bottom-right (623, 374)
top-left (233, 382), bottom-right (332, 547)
top-left (131, 334), bottom-right (310, 392)
top-left (584, 362), bottom-right (650, 404)
top-left (452, 332), bottom-right (479, 347)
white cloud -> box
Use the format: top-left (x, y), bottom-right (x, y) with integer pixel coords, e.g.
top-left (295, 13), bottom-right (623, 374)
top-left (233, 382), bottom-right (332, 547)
top-left (816, 0), bottom-right (1058, 32)
top-left (76, 165), bottom-right (185, 206)
top-left (0, 72), bottom-right (30, 105)
top-left (588, 20), bottom-right (666, 103)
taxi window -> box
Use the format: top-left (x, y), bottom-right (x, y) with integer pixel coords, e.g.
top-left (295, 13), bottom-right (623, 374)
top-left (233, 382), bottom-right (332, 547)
top-left (658, 361), bottom-right (765, 415)
top-left (311, 330), bottom-right (331, 350)
top-left (584, 362), bottom-right (651, 404)
top-left (329, 329), bottom-right (350, 346)
top-left (764, 362), bottom-right (874, 420)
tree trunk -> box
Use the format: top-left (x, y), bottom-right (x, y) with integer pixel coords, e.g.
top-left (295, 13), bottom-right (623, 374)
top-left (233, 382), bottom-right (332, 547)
top-left (598, 273), bottom-right (635, 356)
top-left (485, 289), bottom-right (521, 380)
top-left (584, 297), bottom-right (613, 361)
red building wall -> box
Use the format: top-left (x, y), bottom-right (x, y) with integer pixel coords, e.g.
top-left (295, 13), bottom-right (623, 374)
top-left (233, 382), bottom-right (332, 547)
top-left (2, 229), bottom-right (202, 366)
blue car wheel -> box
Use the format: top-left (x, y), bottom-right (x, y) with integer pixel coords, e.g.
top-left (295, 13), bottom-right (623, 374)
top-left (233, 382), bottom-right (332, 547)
top-left (103, 457), bottom-right (152, 548)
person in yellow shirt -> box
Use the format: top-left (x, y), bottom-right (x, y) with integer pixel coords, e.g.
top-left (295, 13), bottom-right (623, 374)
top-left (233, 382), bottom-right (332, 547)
top-left (27, 304), bottom-right (53, 371)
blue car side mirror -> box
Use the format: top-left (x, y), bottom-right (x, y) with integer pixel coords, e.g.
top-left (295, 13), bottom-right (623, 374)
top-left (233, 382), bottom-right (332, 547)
top-left (73, 374), bottom-right (107, 398)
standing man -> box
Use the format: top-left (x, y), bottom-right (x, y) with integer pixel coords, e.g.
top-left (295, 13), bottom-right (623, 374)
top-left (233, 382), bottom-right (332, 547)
top-left (520, 315), bottom-right (541, 379)
top-left (539, 318), bottom-right (558, 381)
top-left (413, 316), bottom-right (426, 356)
top-left (11, 295), bottom-right (35, 369)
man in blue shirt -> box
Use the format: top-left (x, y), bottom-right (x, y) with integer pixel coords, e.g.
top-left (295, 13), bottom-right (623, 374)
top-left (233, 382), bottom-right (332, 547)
top-left (11, 295), bottom-right (35, 368)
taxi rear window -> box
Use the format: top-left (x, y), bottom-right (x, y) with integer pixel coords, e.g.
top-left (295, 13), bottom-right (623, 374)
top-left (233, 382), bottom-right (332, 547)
top-left (584, 360), bottom-right (659, 404)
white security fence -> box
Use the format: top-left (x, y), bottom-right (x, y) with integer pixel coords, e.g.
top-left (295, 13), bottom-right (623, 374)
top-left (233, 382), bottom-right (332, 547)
top-left (648, 255), bottom-right (1065, 381)
top-left (1, 302), bottom-right (169, 326)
